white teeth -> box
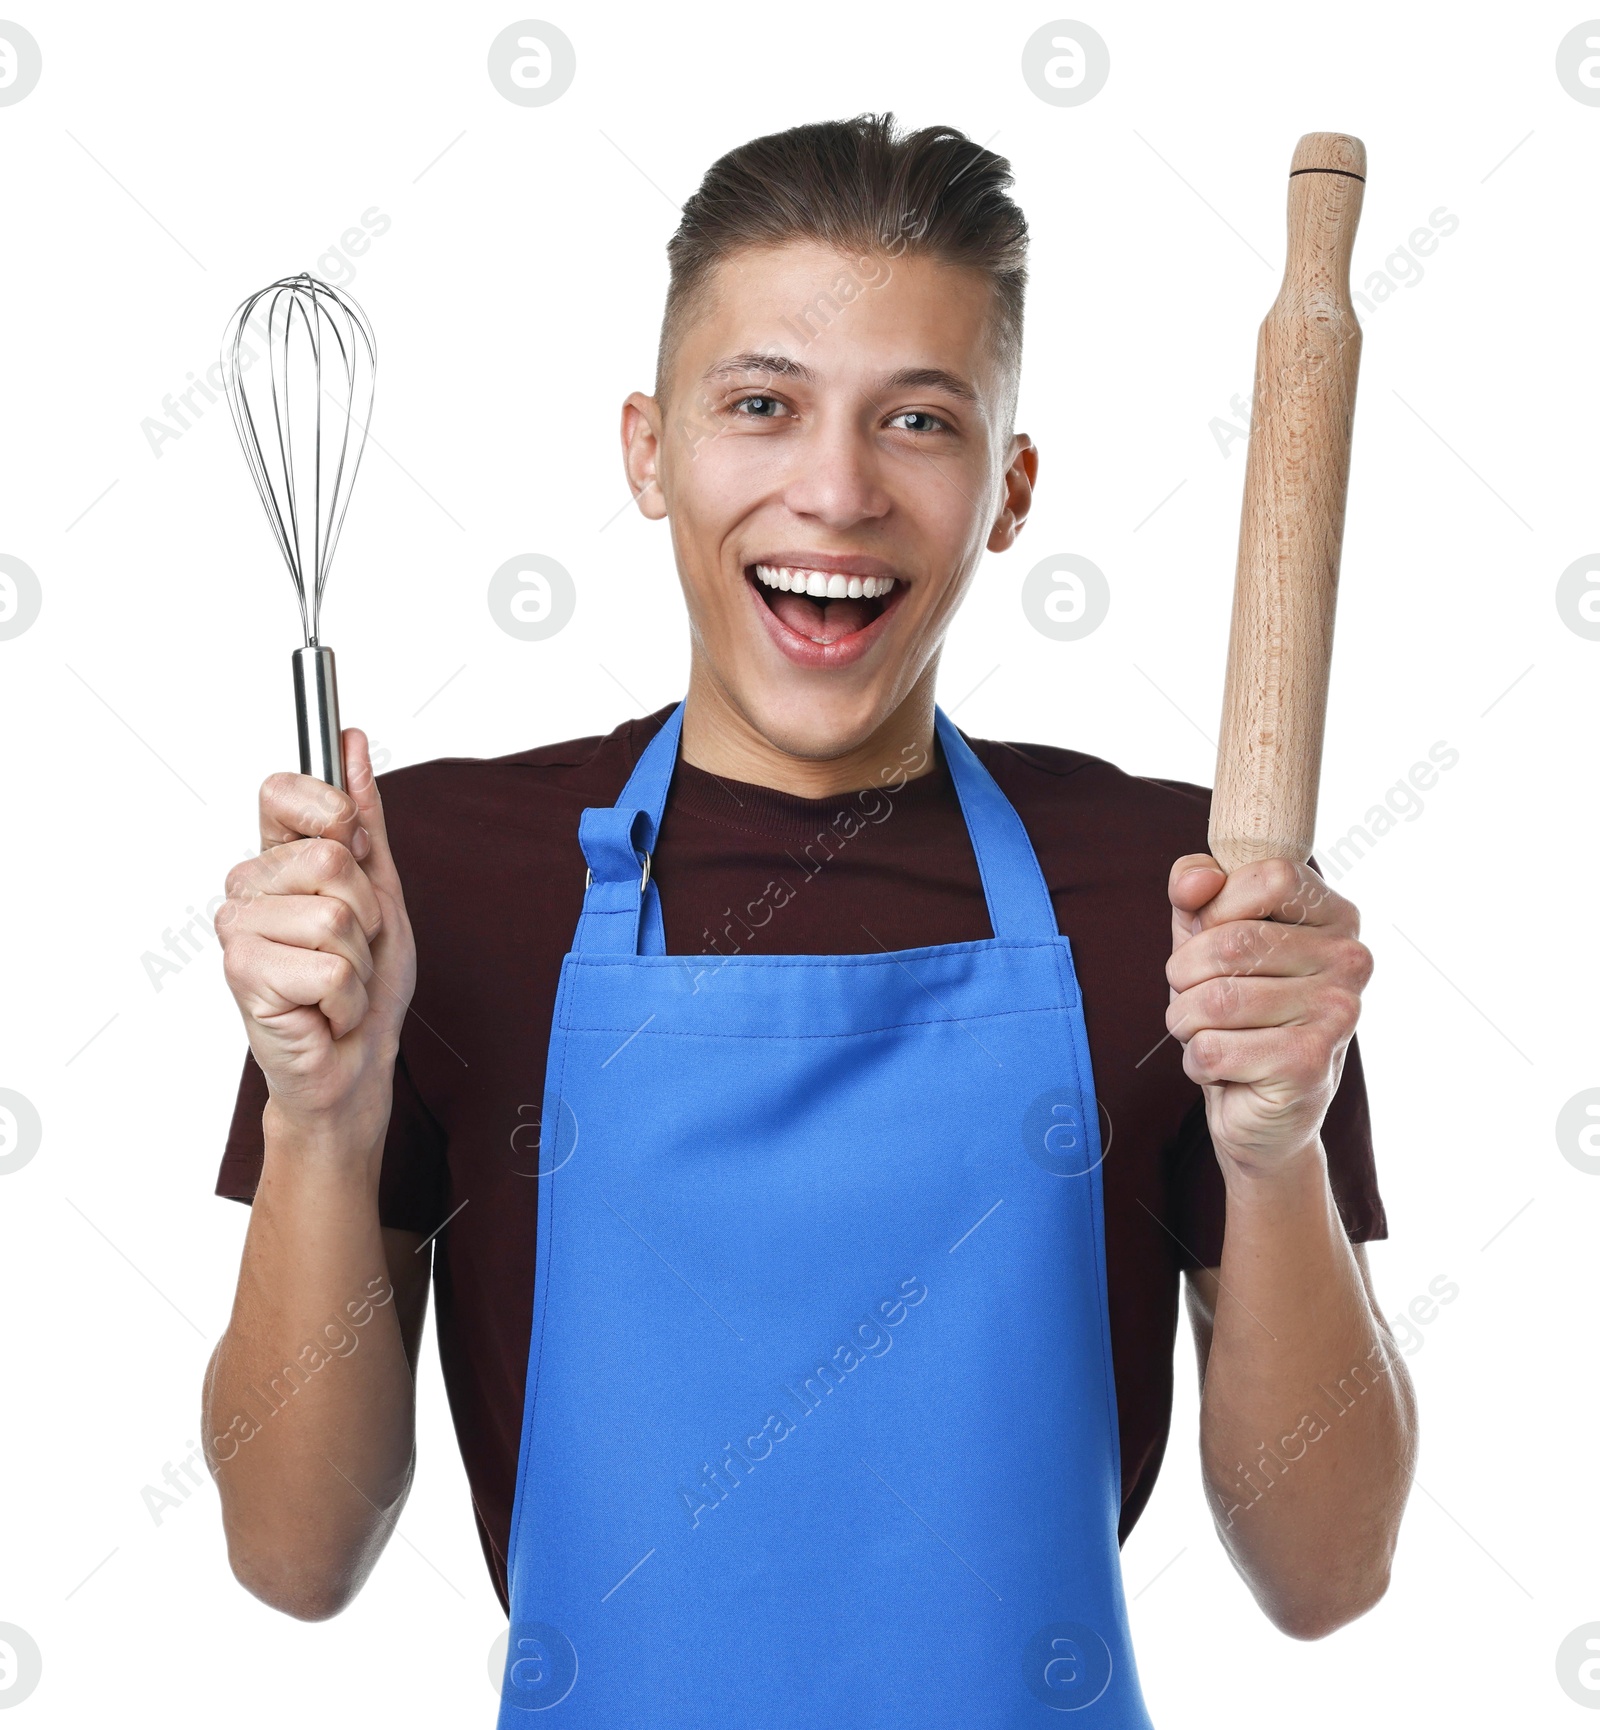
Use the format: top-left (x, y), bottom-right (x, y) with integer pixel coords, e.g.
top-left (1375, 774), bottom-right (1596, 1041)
top-left (752, 564), bottom-right (897, 601)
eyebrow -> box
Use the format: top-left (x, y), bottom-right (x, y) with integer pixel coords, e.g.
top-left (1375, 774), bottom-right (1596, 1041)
top-left (879, 366), bottom-right (978, 403)
top-left (704, 352), bottom-right (813, 383)
top-left (702, 354), bottom-right (979, 403)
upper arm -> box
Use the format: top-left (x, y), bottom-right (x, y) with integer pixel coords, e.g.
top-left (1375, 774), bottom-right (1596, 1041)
top-left (1184, 1243), bottom-right (1379, 1387)
top-left (381, 1226), bottom-right (432, 1376)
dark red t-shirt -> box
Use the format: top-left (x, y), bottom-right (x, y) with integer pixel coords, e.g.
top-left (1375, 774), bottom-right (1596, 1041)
top-left (217, 704), bottom-right (1385, 1611)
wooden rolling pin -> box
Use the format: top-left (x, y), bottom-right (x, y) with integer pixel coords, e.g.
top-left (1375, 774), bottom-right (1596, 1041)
top-left (1209, 133), bottom-right (1366, 872)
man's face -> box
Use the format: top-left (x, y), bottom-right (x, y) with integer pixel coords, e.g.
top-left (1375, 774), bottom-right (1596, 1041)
top-left (622, 240), bottom-right (1036, 762)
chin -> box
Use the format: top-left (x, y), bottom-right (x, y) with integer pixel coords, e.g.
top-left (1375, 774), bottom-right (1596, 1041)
top-left (720, 673), bottom-right (913, 765)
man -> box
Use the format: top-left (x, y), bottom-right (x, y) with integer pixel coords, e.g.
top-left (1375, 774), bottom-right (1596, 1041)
top-left (207, 114), bottom-right (1414, 1719)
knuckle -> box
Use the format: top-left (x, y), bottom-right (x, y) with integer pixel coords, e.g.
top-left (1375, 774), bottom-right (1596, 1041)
top-left (1321, 985), bottom-right (1363, 1033)
top-left (260, 772), bottom-right (304, 815)
top-left (1203, 975), bottom-right (1242, 1020)
top-left (1344, 938), bottom-right (1375, 987)
top-left (1188, 1030), bottom-right (1222, 1073)
top-left (320, 953), bottom-right (355, 996)
top-left (318, 897), bottom-right (356, 942)
top-left (302, 837), bottom-right (349, 882)
top-left (1217, 923), bottom-right (1257, 968)
top-left (1262, 858), bottom-right (1300, 903)
top-left (213, 897), bottom-right (247, 945)
top-left (1314, 936), bottom-right (1369, 987)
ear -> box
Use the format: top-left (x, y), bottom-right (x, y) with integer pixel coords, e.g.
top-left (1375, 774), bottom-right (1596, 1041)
top-left (986, 434), bottom-right (1038, 553)
top-left (621, 391), bottom-right (669, 521)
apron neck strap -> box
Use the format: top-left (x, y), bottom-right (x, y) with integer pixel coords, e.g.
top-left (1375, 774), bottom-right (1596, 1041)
top-left (575, 700), bottom-right (1058, 955)
top-left (572, 703), bottom-right (684, 956)
top-left (932, 708), bottom-right (1059, 942)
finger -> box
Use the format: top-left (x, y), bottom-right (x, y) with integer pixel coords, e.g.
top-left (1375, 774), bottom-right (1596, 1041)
top-left (341, 729), bottom-right (405, 903)
top-left (1168, 853), bottom-right (1228, 953)
top-left (1168, 921), bottom-right (1369, 992)
top-left (221, 892), bottom-right (375, 981)
top-left (1191, 856), bottom-right (1354, 933)
top-left (1168, 853), bottom-right (1228, 915)
top-left (222, 932), bottom-right (372, 1040)
top-left (1166, 974), bottom-right (1352, 1041)
top-left (1180, 1024), bottom-right (1336, 1093)
top-left (222, 837), bottom-right (383, 942)
top-left (260, 771), bottom-right (364, 856)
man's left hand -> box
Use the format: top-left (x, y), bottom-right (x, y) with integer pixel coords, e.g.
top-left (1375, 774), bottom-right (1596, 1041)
top-left (1165, 855), bottom-right (1373, 1174)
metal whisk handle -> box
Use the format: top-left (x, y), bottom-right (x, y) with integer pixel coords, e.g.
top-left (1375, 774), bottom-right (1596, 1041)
top-left (292, 645), bottom-right (345, 791)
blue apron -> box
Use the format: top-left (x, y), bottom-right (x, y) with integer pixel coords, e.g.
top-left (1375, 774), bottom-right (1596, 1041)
top-left (498, 701), bottom-right (1155, 1727)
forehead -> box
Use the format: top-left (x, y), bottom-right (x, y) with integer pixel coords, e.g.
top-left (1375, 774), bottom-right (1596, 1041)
top-left (681, 239), bottom-right (1005, 394)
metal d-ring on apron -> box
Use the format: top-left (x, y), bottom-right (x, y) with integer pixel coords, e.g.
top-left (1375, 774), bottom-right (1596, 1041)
top-left (497, 701), bottom-right (1155, 1727)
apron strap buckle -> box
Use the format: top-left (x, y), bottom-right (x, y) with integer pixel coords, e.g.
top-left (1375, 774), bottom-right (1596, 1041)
top-left (574, 804), bottom-right (662, 955)
top-left (585, 851), bottom-right (650, 893)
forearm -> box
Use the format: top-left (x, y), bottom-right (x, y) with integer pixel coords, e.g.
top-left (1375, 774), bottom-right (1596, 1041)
top-left (204, 1103), bottom-right (416, 1620)
top-left (1198, 1141), bottom-right (1416, 1637)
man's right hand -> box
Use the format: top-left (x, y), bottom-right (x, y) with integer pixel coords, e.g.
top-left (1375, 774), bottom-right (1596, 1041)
top-left (217, 727), bottom-right (416, 1141)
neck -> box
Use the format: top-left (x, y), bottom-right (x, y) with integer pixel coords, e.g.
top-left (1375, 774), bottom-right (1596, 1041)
top-left (678, 661), bottom-right (940, 798)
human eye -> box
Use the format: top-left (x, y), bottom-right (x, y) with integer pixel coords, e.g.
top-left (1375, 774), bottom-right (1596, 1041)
top-left (730, 394), bottom-right (791, 419)
top-left (886, 408), bottom-right (951, 434)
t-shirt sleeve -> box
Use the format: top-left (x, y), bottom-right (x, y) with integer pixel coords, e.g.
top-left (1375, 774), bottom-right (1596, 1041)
top-left (1167, 1028), bottom-right (1387, 1271)
top-left (214, 1044), bottom-right (449, 1237)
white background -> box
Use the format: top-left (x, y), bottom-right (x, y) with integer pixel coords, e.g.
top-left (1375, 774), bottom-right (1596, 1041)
top-left (1, 0), bottom-right (1595, 1722)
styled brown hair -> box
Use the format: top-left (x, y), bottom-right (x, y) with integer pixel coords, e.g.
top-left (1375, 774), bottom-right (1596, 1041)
top-left (657, 113), bottom-right (1029, 414)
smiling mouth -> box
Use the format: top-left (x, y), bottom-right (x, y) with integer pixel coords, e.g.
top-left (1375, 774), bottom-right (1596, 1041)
top-left (747, 562), bottom-right (901, 645)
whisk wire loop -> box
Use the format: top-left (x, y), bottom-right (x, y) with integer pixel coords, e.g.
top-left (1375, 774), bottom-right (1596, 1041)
top-left (221, 272), bottom-right (376, 647)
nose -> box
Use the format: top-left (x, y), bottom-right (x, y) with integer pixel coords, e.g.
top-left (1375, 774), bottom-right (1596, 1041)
top-left (779, 405), bottom-right (892, 532)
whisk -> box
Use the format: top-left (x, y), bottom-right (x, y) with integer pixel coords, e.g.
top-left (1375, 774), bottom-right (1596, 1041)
top-left (221, 273), bottom-right (376, 791)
